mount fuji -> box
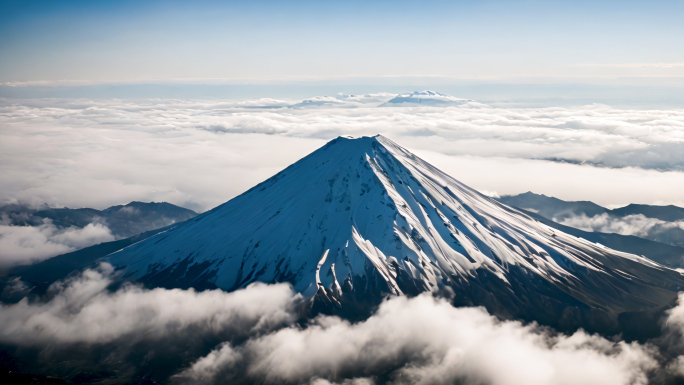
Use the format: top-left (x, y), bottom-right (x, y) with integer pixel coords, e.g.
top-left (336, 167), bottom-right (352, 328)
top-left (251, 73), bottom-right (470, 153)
top-left (107, 135), bottom-right (684, 335)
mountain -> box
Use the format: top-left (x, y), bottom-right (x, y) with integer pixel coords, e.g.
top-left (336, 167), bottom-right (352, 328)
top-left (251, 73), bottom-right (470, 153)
top-left (105, 135), bottom-right (684, 336)
top-left (382, 90), bottom-right (480, 106)
top-left (0, 201), bottom-right (197, 239)
top-left (499, 192), bottom-right (684, 248)
top-left (611, 203), bottom-right (684, 222)
top-left (497, 192), bottom-right (608, 222)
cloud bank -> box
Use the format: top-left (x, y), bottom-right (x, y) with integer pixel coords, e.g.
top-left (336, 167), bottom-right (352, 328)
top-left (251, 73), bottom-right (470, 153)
top-left (175, 294), bottom-right (656, 385)
top-left (0, 220), bottom-right (115, 269)
top-left (2, 94), bottom-right (684, 383)
top-left (0, 264), bottom-right (299, 345)
top-left (2, 96), bottom-right (683, 213)
top-left (558, 213), bottom-right (684, 248)
top-left (4, 265), bottom-right (684, 384)
top-left (0, 264), bottom-right (302, 381)
top-left (561, 213), bottom-right (684, 237)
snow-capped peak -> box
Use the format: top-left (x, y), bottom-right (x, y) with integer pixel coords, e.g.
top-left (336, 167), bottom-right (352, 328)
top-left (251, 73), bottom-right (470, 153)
top-left (107, 135), bottom-right (683, 333)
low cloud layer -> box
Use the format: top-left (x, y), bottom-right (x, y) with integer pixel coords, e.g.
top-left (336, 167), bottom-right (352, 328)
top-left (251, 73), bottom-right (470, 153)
top-left (175, 295), bottom-right (656, 385)
top-left (1, 96), bottom-right (684, 212)
top-left (2, 94), bottom-right (684, 382)
top-left (0, 265), bottom-right (302, 381)
top-left (561, 213), bottom-right (684, 237)
top-left (0, 220), bottom-right (115, 269)
top-left (559, 213), bottom-right (684, 248)
top-left (6, 266), bottom-right (684, 384)
top-left (0, 264), bottom-right (299, 345)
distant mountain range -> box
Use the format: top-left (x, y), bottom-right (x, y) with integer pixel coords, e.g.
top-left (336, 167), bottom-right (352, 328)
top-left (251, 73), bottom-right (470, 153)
top-left (498, 192), bottom-right (684, 250)
top-left (0, 201), bottom-right (197, 239)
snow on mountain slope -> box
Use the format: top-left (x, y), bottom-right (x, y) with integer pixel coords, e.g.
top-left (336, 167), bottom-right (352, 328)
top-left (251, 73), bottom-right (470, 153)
top-left (107, 135), bottom-right (684, 334)
top-left (382, 90), bottom-right (484, 106)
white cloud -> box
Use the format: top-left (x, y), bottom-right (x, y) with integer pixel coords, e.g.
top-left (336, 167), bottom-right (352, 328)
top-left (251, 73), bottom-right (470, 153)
top-left (666, 294), bottom-right (684, 332)
top-left (3, 95), bottom-right (684, 383)
top-left (0, 264), bottom-right (299, 345)
top-left (1, 97), bottom-right (684, 213)
top-left (175, 294), bottom-right (656, 385)
top-left (659, 294), bottom-right (684, 379)
top-left (559, 213), bottom-right (684, 237)
top-left (50, 222), bottom-right (116, 248)
top-left (0, 220), bottom-right (115, 269)
top-left (0, 266), bottom-right (677, 384)
top-left (478, 189), bottom-right (500, 198)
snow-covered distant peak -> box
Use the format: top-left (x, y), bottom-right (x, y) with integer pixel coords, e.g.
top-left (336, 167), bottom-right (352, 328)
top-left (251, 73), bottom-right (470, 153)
top-left (383, 90), bottom-right (484, 107)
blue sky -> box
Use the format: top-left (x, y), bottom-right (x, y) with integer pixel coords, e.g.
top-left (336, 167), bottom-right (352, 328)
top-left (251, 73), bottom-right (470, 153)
top-left (2, 0), bottom-right (684, 85)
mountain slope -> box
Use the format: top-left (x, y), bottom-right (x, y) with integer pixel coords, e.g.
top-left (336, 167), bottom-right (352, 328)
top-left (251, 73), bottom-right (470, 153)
top-left (107, 135), bottom-right (684, 335)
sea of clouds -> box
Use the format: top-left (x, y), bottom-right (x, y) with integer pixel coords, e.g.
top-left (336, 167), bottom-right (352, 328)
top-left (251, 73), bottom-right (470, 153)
top-left (3, 263), bottom-right (684, 384)
top-left (1, 93), bottom-right (683, 268)
top-left (2, 91), bottom-right (684, 379)
top-left (2, 94), bottom-right (684, 211)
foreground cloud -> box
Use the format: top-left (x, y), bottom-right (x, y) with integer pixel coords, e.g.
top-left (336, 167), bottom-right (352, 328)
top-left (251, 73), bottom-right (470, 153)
top-left (0, 220), bottom-right (115, 269)
top-left (0, 264), bottom-right (299, 345)
top-left (174, 294), bottom-right (656, 385)
top-left (8, 265), bottom-right (684, 383)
